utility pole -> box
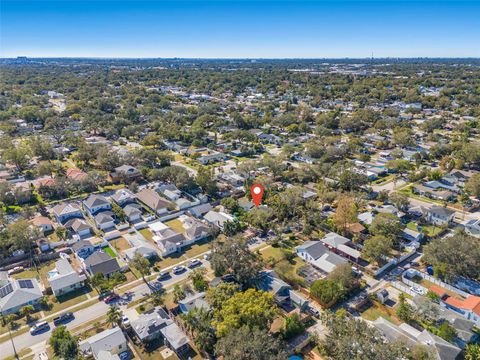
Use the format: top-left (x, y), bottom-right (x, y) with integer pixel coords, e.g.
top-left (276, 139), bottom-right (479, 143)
top-left (1, 310), bottom-right (19, 360)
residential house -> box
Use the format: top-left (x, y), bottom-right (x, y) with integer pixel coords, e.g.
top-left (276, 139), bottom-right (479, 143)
top-left (442, 295), bottom-right (480, 327)
top-left (424, 206), bottom-right (455, 226)
top-left (83, 195), bottom-right (111, 216)
top-left (79, 327), bottom-right (128, 360)
top-left (149, 221), bottom-right (186, 256)
top-left (123, 233), bottom-right (157, 261)
top-left (130, 307), bottom-right (190, 356)
top-left (377, 289), bottom-right (389, 304)
top-left (257, 270), bottom-right (309, 311)
top-left (52, 203), bottom-right (83, 224)
top-left (197, 150), bottom-right (227, 165)
top-left (94, 211), bottom-right (116, 230)
top-left (66, 168), bottom-right (89, 182)
top-left (72, 240), bottom-right (95, 259)
top-left (110, 165), bottom-right (142, 183)
top-left (443, 170), bottom-right (476, 188)
top-left (188, 203), bottom-right (213, 218)
top-left (319, 232), bottom-right (361, 262)
top-left (373, 317), bottom-right (461, 360)
top-left (465, 219), bottom-right (480, 238)
top-left (83, 251), bottom-right (120, 278)
top-left (401, 228), bottom-right (423, 244)
top-left (180, 215), bottom-right (211, 245)
top-left (111, 188), bottom-right (137, 207)
top-left (30, 216), bottom-right (53, 234)
top-left (65, 218), bottom-right (92, 238)
top-left (0, 273), bottom-right (43, 315)
top-left (123, 203), bottom-right (143, 223)
top-left (204, 210), bottom-right (235, 230)
top-left (136, 188), bottom-right (171, 215)
top-left (295, 241), bottom-right (347, 274)
top-left (47, 258), bottom-right (86, 297)
top-left (178, 292), bottom-right (210, 313)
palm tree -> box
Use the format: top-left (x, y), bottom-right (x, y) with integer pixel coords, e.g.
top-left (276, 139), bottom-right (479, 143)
top-left (148, 290), bottom-right (165, 307)
top-left (19, 305), bottom-right (35, 323)
top-left (106, 306), bottom-right (122, 328)
top-left (130, 252), bottom-right (151, 286)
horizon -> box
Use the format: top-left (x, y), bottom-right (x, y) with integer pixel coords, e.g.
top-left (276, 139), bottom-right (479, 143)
top-left (2, 1), bottom-right (480, 58)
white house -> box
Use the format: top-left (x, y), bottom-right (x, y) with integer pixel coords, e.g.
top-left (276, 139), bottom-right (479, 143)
top-left (79, 327), bottom-right (128, 360)
top-left (47, 258), bottom-right (86, 297)
top-left (83, 195), bottom-right (111, 216)
top-left (425, 206), bottom-right (455, 226)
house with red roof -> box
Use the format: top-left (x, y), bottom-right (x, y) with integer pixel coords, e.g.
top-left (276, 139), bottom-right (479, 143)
top-left (442, 295), bottom-right (480, 326)
top-left (66, 168), bottom-right (89, 182)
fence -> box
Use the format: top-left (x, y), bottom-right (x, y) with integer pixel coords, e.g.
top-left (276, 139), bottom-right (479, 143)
top-left (373, 249), bottom-right (417, 278)
top-left (403, 269), bottom-right (470, 298)
top-left (391, 281), bottom-right (417, 297)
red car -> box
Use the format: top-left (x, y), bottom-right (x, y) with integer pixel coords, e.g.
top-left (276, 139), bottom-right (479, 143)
top-left (104, 294), bottom-right (119, 303)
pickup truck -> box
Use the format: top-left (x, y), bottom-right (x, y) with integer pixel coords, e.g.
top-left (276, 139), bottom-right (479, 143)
top-left (53, 312), bottom-right (74, 326)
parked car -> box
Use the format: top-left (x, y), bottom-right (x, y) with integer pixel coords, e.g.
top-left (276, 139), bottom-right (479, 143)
top-left (53, 312), bottom-right (74, 326)
top-left (411, 286), bottom-right (426, 296)
top-left (307, 306), bottom-right (320, 317)
top-left (188, 259), bottom-right (202, 268)
top-left (104, 293), bottom-right (120, 303)
top-left (30, 321), bottom-right (49, 335)
top-left (158, 271), bottom-right (170, 281)
top-left (7, 266), bottom-right (24, 275)
top-left (173, 265), bottom-right (186, 274)
top-left (121, 315), bottom-right (130, 327)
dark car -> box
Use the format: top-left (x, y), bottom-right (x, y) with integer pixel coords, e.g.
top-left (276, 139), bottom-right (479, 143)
top-left (158, 271), bottom-right (170, 281)
top-left (104, 293), bottom-right (120, 303)
top-left (53, 312), bottom-right (74, 326)
top-left (188, 259), bottom-right (202, 268)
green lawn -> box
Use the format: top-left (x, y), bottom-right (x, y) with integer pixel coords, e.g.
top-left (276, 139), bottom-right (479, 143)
top-left (165, 219), bottom-right (185, 234)
top-left (361, 302), bottom-right (401, 325)
top-left (103, 246), bottom-right (117, 258)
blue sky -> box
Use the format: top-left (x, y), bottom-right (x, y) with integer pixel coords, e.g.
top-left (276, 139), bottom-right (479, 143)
top-left (1, 1), bottom-right (479, 58)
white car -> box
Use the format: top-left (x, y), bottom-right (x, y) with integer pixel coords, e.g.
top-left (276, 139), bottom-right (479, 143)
top-left (173, 265), bottom-right (186, 274)
top-left (121, 315), bottom-right (130, 326)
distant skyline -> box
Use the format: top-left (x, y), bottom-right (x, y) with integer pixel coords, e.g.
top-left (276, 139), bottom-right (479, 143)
top-left (2, 1), bottom-right (480, 58)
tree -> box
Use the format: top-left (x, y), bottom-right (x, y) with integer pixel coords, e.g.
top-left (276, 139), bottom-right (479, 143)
top-left (55, 226), bottom-right (68, 241)
top-left (310, 279), bottom-right (342, 307)
top-left (389, 192), bottom-right (410, 211)
top-left (332, 196), bottom-right (357, 235)
top-left (436, 321), bottom-right (457, 342)
top-left (106, 306), bottom-right (122, 328)
top-left (182, 307), bottom-right (216, 355)
top-left (423, 232), bottom-right (480, 281)
top-left (7, 219), bottom-right (41, 252)
top-left (281, 313), bottom-right (305, 340)
top-left (129, 252), bottom-right (151, 285)
top-left (148, 289), bottom-right (165, 307)
top-left (362, 235), bottom-right (393, 265)
top-left (320, 312), bottom-right (410, 360)
top-left (212, 288), bottom-right (277, 337)
top-left (2, 145), bottom-right (30, 172)
top-left (49, 326), bottom-right (78, 359)
top-left (465, 343), bottom-right (480, 360)
top-left (205, 282), bottom-right (240, 311)
top-left (19, 305), bottom-right (35, 323)
top-left (338, 169), bottom-right (368, 192)
top-left (396, 293), bottom-right (413, 323)
top-left (465, 173), bottom-right (480, 198)
top-left (111, 202), bottom-right (126, 222)
top-left (210, 235), bottom-right (263, 288)
top-left (173, 283), bottom-right (186, 303)
top-left (369, 213), bottom-right (403, 246)
top-left (215, 325), bottom-right (287, 360)
top-left (189, 267), bottom-right (208, 292)
top-left (196, 166), bottom-right (218, 196)
top-left (386, 159), bottom-right (413, 178)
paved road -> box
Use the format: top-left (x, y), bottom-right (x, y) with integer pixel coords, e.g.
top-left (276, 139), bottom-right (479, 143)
top-left (0, 260), bottom-right (208, 358)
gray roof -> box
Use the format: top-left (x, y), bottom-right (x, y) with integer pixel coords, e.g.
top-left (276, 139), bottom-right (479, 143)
top-left (94, 211), bottom-right (115, 225)
top-left (179, 292), bottom-right (210, 313)
top-left (124, 203), bottom-right (142, 217)
top-left (111, 189), bottom-right (136, 204)
top-left (0, 274), bottom-right (43, 314)
top-left (373, 317), bottom-right (461, 360)
top-left (188, 203), bottom-right (212, 217)
top-left (84, 251), bottom-right (120, 275)
top-left (160, 322), bottom-right (189, 350)
top-left (65, 218), bottom-right (91, 232)
top-left (48, 258), bottom-right (86, 293)
top-left (296, 241), bottom-right (330, 260)
top-left (79, 327), bottom-right (127, 358)
top-left (72, 239), bottom-right (93, 252)
top-left (84, 195), bottom-right (110, 209)
top-left (136, 188), bottom-right (171, 211)
top-left (52, 203), bottom-right (82, 217)
top-left (131, 307), bottom-right (171, 341)
top-left (429, 206), bottom-right (455, 217)
top-left (257, 270), bottom-right (291, 296)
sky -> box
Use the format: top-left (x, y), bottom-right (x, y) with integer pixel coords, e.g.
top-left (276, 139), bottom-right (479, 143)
top-left (1, 1), bottom-right (480, 58)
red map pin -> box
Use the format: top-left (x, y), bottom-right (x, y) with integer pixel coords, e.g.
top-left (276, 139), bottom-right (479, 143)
top-left (250, 183), bottom-right (264, 207)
